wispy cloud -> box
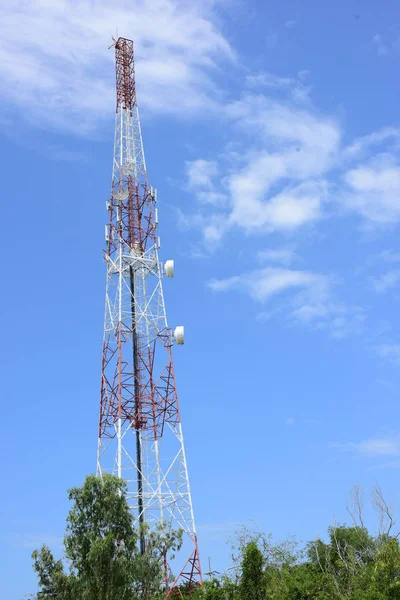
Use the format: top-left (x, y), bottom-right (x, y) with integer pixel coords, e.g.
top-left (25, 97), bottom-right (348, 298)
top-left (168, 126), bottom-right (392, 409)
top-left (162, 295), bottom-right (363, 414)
top-left (256, 248), bottom-right (297, 266)
top-left (377, 344), bottom-right (400, 366)
top-left (245, 72), bottom-right (295, 89)
top-left (372, 33), bottom-right (390, 56)
top-left (244, 71), bottom-right (309, 101)
top-left (175, 51), bottom-right (400, 341)
top-left (183, 88), bottom-right (339, 247)
top-left (185, 159), bottom-right (229, 207)
top-left (335, 435), bottom-right (400, 458)
top-left (372, 33), bottom-right (400, 57)
top-left (379, 250), bottom-right (400, 263)
top-left (369, 270), bottom-right (400, 294)
top-left (186, 159), bottom-right (219, 189)
top-left (0, 0), bottom-right (233, 133)
top-left (208, 264), bottom-right (364, 338)
top-left (208, 266), bottom-right (325, 303)
top-left (342, 127), bottom-right (400, 161)
top-left (291, 303), bottom-right (365, 339)
top-left (284, 417), bottom-right (319, 426)
top-left (181, 75), bottom-right (400, 248)
top-left (342, 158), bottom-right (400, 226)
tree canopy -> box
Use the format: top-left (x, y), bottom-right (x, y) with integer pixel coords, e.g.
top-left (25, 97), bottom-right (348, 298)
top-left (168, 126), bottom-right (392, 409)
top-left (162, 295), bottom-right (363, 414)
top-left (31, 480), bottom-right (400, 599)
top-left (191, 524), bottom-right (400, 600)
top-left (190, 486), bottom-right (400, 600)
top-left (30, 474), bottom-right (181, 600)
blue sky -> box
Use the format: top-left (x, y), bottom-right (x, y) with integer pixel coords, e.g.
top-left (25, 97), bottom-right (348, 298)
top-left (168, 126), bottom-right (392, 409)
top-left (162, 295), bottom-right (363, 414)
top-left (2, 0), bottom-right (400, 597)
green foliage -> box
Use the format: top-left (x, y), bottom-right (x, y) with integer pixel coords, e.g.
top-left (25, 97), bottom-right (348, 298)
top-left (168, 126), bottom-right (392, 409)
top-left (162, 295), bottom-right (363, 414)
top-left (191, 578), bottom-right (237, 600)
top-left (63, 474), bottom-right (137, 600)
top-left (30, 474), bottom-right (181, 600)
top-left (239, 542), bottom-right (265, 600)
top-left (306, 525), bottom-right (376, 598)
top-left (31, 479), bottom-right (400, 600)
top-left (130, 525), bottom-right (183, 600)
top-left (352, 537), bottom-right (400, 600)
top-left (196, 525), bottom-right (400, 600)
top-left (31, 545), bottom-right (73, 599)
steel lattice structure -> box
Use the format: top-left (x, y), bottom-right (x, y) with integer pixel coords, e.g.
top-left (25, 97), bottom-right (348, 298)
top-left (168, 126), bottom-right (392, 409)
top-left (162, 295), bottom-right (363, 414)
top-left (96, 37), bottom-right (202, 595)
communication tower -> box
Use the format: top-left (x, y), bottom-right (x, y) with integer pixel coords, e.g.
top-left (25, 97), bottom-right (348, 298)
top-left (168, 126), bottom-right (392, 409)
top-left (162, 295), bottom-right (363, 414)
top-left (96, 37), bottom-right (202, 595)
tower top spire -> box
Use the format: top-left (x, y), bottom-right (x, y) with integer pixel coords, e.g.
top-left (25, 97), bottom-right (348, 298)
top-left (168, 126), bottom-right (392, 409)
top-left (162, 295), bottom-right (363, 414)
top-left (111, 37), bottom-right (136, 113)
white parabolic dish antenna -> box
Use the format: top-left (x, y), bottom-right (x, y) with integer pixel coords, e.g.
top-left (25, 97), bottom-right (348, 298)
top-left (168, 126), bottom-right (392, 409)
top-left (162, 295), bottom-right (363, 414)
top-left (165, 260), bottom-right (174, 278)
top-left (173, 326), bottom-right (184, 345)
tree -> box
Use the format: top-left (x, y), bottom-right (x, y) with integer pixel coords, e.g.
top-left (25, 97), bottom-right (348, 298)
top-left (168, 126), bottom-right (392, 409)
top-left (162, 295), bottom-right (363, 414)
top-left (31, 481), bottom-right (400, 599)
top-left (31, 474), bottom-right (181, 600)
top-left (190, 578), bottom-right (238, 600)
top-left (130, 525), bottom-right (182, 600)
top-left (31, 545), bottom-right (73, 600)
top-left (239, 542), bottom-right (266, 600)
top-left (352, 537), bottom-right (400, 600)
top-left (307, 525), bottom-right (376, 597)
top-left (63, 473), bottom-right (137, 600)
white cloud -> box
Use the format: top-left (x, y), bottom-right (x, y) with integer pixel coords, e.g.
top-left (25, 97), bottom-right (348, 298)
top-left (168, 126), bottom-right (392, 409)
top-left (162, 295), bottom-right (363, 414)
top-left (343, 161), bottom-right (400, 225)
top-left (371, 33), bottom-right (400, 57)
top-left (209, 265), bottom-right (364, 338)
top-left (176, 208), bottom-right (229, 252)
top-left (229, 171), bottom-right (328, 232)
top-left (371, 31), bottom-right (400, 57)
top-left (370, 270), bottom-right (400, 294)
top-left (244, 69), bottom-right (311, 103)
top-left (183, 93), bottom-right (339, 244)
top-left (284, 416), bottom-right (319, 426)
top-left (342, 127), bottom-right (400, 161)
top-left (185, 159), bottom-right (229, 208)
top-left (226, 97), bottom-right (340, 168)
top-left (4, 0), bottom-right (400, 244)
top-left (290, 302), bottom-right (365, 339)
top-left (363, 249), bottom-right (400, 273)
top-left (379, 250), bottom-right (400, 263)
top-left (372, 33), bottom-right (390, 56)
top-left (182, 90), bottom-right (340, 246)
top-left (290, 303), bottom-right (339, 322)
top-left (340, 128), bottom-right (400, 227)
top-left (0, 0), bottom-right (233, 133)
top-left (245, 72), bottom-right (295, 89)
top-left (186, 159), bottom-right (219, 189)
top-left (336, 436), bottom-right (400, 457)
top-left (183, 112), bottom-right (337, 241)
top-left (208, 266), bottom-right (324, 303)
top-left (202, 214), bottom-right (230, 246)
top-left (186, 116), bottom-right (400, 245)
top-left (181, 75), bottom-right (400, 248)
top-left (377, 344), bottom-right (400, 365)
top-left (257, 248), bottom-right (297, 266)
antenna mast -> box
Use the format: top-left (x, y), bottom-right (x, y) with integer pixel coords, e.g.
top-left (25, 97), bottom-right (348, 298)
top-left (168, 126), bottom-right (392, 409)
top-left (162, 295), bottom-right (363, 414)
top-left (97, 37), bottom-right (202, 595)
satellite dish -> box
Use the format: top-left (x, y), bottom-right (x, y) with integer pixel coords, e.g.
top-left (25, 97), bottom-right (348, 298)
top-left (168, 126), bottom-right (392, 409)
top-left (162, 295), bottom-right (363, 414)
top-left (165, 260), bottom-right (174, 278)
top-left (173, 326), bottom-right (184, 345)
top-left (112, 188), bottom-right (128, 201)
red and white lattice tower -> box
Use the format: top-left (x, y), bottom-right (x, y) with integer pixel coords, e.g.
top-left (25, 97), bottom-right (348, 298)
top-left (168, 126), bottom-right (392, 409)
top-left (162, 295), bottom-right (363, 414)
top-left (96, 37), bottom-right (202, 595)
